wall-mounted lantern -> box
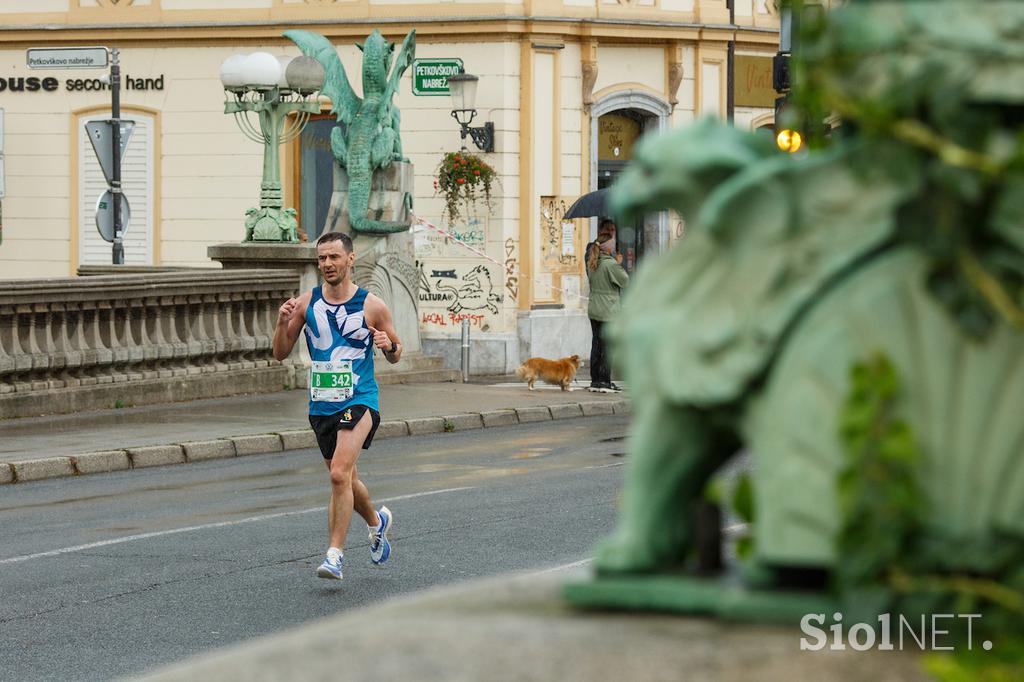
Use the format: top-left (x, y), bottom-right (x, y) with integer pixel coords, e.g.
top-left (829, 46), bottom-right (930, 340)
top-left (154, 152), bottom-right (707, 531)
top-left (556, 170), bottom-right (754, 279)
top-left (448, 70), bottom-right (494, 153)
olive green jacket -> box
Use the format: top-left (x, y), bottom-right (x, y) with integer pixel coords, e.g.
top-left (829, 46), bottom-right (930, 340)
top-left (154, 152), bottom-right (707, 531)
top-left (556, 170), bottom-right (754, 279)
top-left (587, 252), bottom-right (629, 321)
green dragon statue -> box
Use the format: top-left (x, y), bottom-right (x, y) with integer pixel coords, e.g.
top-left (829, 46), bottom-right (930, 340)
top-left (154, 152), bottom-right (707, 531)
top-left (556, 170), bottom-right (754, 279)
top-left (567, 0), bottom-right (1024, 649)
top-left (284, 28), bottom-right (415, 235)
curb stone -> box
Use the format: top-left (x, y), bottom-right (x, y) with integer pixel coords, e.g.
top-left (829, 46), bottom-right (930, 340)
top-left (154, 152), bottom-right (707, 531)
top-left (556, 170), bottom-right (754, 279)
top-left (73, 450), bottom-right (131, 475)
top-left (515, 406), bottom-right (552, 423)
top-left (549, 403), bottom-right (584, 420)
top-left (231, 434), bottom-right (283, 456)
top-left (480, 410), bottom-right (519, 428)
top-left (182, 439), bottom-right (236, 462)
top-left (128, 445), bottom-right (186, 469)
top-left (278, 429), bottom-right (317, 450)
top-left (406, 417), bottom-right (445, 435)
top-left (443, 413), bottom-right (484, 431)
top-left (0, 399), bottom-right (628, 485)
top-left (11, 457), bottom-right (75, 482)
top-left (377, 420), bottom-right (410, 439)
top-left (580, 401), bottom-right (616, 417)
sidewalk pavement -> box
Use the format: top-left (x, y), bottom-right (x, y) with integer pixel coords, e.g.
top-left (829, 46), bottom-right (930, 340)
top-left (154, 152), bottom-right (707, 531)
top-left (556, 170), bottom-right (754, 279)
top-left (0, 378), bottom-right (629, 485)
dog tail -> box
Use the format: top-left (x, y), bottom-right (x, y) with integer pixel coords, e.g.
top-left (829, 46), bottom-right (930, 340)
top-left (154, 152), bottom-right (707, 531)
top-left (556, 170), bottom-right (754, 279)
top-left (514, 364), bottom-right (526, 378)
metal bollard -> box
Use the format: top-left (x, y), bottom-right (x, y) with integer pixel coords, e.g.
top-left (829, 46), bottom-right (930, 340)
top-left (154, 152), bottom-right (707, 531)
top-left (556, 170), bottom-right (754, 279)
top-left (460, 318), bottom-right (470, 382)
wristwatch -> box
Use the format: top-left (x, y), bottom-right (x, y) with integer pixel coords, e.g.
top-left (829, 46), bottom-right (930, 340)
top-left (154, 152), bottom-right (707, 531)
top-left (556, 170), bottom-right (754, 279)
top-left (386, 341), bottom-right (398, 354)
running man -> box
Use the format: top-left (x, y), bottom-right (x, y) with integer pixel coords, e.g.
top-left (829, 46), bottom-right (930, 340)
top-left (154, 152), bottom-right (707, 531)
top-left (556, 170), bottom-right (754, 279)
top-left (272, 231), bottom-right (402, 580)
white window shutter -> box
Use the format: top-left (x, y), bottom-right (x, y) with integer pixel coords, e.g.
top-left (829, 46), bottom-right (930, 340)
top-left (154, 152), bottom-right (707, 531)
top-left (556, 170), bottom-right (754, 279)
top-left (79, 113), bottom-right (153, 266)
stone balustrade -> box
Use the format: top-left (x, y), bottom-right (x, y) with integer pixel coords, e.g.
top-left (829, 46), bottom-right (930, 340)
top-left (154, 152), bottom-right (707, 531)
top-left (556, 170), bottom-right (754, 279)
top-left (0, 270), bottom-right (301, 418)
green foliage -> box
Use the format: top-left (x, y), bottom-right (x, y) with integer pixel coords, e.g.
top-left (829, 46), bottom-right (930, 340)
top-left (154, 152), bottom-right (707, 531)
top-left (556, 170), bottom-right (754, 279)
top-left (790, 0), bottom-right (1024, 338)
top-left (836, 352), bottom-right (925, 589)
top-left (731, 473), bottom-right (755, 559)
top-left (837, 353), bottom-right (1024, 679)
top-left (435, 152), bottom-right (497, 226)
top-left (442, 419), bottom-right (455, 433)
top-left (113, 399), bottom-right (125, 409)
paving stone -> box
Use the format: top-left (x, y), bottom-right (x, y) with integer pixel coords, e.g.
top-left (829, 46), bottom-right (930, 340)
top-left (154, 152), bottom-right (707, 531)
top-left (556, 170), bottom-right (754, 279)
top-left (11, 457), bottom-right (75, 482)
top-left (74, 450), bottom-right (131, 475)
top-left (231, 434), bottom-right (283, 456)
top-left (515, 406), bottom-right (552, 423)
top-left (612, 400), bottom-right (632, 415)
top-left (128, 445), bottom-right (186, 468)
top-left (0, 463), bottom-right (14, 485)
top-left (406, 417), bottom-right (445, 435)
top-left (549, 403), bottom-right (584, 420)
top-left (480, 410), bottom-right (519, 428)
top-left (443, 413), bottom-right (484, 431)
top-left (376, 420), bottom-right (410, 439)
top-left (278, 429), bottom-right (317, 450)
top-left (579, 401), bottom-right (616, 417)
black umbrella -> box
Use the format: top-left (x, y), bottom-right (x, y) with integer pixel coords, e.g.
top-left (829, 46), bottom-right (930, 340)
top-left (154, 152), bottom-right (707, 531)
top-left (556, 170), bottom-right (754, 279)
top-left (563, 188), bottom-right (609, 220)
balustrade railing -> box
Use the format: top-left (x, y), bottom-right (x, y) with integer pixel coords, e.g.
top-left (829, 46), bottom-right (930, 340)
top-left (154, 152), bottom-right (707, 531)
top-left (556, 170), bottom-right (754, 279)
top-left (0, 270), bottom-right (300, 415)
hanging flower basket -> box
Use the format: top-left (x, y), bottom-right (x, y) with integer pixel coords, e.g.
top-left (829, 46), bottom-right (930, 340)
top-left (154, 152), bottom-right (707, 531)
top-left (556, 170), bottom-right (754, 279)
top-left (434, 151), bottom-right (498, 226)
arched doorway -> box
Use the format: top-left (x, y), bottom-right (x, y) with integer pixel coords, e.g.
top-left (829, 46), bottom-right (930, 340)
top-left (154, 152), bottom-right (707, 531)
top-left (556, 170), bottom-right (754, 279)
top-left (590, 91), bottom-right (671, 274)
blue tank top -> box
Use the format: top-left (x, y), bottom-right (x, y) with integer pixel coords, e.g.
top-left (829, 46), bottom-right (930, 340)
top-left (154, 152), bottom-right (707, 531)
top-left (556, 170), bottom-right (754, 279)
top-left (304, 286), bottom-right (379, 415)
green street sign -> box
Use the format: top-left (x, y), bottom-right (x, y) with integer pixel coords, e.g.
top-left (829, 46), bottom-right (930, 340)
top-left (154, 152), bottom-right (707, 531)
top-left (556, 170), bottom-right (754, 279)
top-left (412, 59), bottom-right (464, 96)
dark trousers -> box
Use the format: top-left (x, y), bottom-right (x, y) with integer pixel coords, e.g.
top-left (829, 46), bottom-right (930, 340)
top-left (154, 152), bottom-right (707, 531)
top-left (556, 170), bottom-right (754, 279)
top-left (589, 318), bottom-right (611, 385)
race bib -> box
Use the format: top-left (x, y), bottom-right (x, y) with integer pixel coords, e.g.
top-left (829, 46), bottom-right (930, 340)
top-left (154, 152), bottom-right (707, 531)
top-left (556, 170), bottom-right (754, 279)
top-left (310, 360), bottom-right (354, 402)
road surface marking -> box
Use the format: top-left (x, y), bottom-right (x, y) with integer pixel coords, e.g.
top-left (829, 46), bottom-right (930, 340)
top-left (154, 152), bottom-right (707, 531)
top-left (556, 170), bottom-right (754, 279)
top-left (528, 558), bottom-right (593, 576)
top-left (0, 487), bottom-right (474, 566)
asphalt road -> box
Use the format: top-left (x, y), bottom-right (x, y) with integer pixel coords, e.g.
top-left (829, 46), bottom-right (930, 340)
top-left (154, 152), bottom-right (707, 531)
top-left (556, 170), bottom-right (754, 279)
top-left (0, 417), bottom-right (630, 682)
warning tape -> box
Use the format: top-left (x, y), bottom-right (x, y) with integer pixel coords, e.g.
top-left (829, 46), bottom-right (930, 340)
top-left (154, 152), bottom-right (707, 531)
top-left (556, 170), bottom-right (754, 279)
top-left (410, 213), bottom-right (591, 302)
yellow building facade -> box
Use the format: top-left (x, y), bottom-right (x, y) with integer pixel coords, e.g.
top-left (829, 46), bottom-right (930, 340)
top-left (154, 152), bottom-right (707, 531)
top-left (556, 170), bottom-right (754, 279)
top-left (0, 0), bottom-right (778, 372)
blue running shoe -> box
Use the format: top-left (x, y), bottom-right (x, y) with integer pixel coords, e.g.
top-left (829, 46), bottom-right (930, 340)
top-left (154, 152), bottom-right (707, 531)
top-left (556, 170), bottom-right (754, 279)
top-left (316, 553), bottom-right (343, 580)
top-left (369, 506), bottom-right (393, 565)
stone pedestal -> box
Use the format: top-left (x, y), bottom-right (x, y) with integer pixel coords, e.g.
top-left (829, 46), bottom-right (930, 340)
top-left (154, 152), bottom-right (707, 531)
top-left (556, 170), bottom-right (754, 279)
top-left (207, 242), bottom-right (318, 294)
top-left (324, 162), bottom-right (423, 361)
top-left (208, 242), bottom-right (317, 386)
top-left (324, 161), bottom-right (413, 232)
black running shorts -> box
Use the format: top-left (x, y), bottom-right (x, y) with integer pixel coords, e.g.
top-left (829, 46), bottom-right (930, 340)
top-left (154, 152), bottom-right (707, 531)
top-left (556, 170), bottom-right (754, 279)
top-left (308, 405), bottom-right (382, 459)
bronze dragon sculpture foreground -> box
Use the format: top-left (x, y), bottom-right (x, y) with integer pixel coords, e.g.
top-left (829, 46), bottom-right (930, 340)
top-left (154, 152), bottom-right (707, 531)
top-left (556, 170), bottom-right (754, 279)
top-left (567, 2), bottom-right (1024, 667)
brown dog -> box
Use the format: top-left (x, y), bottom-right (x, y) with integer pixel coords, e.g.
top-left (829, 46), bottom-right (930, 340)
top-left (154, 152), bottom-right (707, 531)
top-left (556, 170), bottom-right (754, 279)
top-left (515, 355), bottom-right (582, 391)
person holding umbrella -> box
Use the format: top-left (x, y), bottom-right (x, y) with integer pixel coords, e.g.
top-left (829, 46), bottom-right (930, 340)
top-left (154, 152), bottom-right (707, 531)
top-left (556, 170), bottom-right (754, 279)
top-left (586, 225), bottom-right (628, 393)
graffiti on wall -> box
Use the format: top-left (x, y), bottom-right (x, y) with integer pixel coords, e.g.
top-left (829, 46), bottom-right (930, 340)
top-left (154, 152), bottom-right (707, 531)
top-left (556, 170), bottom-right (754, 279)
top-left (539, 196), bottom-right (578, 273)
top-left (504, 237), bottom-right (519, 301)
top-left (414, 216), bottom-right (486, 258)
top-left (418, 260), bottom-right (504, 330)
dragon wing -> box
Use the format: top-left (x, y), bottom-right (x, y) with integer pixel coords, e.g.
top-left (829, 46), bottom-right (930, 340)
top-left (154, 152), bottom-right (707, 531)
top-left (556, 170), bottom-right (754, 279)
top-left (379, 30), bottom-right (416, 119)
top-left (284, 29), bottom-right (360, 125)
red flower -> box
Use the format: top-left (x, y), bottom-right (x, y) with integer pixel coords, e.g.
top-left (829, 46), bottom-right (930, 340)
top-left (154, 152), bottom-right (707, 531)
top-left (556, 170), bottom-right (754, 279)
top-left (473, 170), bottom-right (481, 176)
top-left (456, 177), bottom-right (466, 184)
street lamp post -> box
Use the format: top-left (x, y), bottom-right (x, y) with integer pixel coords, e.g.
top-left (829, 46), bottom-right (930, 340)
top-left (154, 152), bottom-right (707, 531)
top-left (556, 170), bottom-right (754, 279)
top-left (220, 53), bottom-right (325, 242)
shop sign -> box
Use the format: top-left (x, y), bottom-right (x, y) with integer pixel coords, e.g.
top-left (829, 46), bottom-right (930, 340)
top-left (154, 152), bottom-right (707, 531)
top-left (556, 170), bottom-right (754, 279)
top-left (734, 55), bottom-right (775, 108)
top-left (412, 59), bottom-right (463, 96)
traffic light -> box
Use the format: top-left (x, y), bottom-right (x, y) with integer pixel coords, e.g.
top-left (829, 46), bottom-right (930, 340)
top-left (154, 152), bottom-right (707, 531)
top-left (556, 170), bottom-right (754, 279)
top-left (774, 95), bottom-right (803, 153)
top-left (772, 53), bottom-right (791, 92)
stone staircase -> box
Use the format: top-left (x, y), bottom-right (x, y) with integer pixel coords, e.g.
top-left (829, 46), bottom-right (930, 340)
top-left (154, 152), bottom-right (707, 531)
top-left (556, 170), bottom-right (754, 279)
top-left (374, 352), bottom-right (462, 385)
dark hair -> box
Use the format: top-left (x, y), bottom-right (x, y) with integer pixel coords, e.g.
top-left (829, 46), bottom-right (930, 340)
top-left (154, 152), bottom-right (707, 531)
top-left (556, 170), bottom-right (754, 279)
top-left (316, 231), bottom-right (353, 252)
top-left (599, 219), bottom-right (616, 235)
